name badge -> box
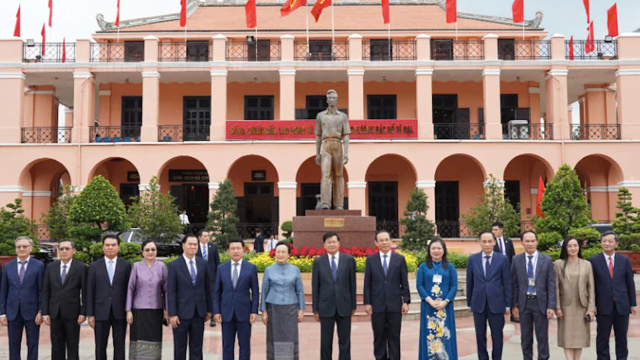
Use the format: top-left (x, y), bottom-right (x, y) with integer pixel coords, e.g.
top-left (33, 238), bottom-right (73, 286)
top-left (528, 279), bottom-right (535, 287)
top-left (433, 274), bottom-right (443, 283)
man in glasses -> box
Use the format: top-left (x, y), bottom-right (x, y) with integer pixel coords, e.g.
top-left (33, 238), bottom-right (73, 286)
top-left (41, 240), bottom-right (88, 360)
top-left (0, 236), bottom-right (45, 360)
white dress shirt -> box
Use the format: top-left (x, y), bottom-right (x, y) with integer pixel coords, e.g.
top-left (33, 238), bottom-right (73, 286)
top-left (231, 259), bottom-right (243, 279)
top-left (604, 252), bottom-right (616, 268)
top-left (328, 252), bottom-right (340, 268)
top-left (60, 259), bottom-right (73, 276)
top-left (104, 256), bottom-right (118, 273)
top-left (183, 254), bottom-right (197, 277)
top-left (379, 250), bottom-right (392, 267)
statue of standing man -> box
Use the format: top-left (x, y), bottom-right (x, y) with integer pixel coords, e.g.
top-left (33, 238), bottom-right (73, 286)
top-left (315, 89), bottom-right (350, 210)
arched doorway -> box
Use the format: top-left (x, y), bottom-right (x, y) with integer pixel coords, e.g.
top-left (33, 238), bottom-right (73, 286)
top-left (365, 154), bottom-right (417, 238)
top-left (574, 155), bottom-right (624, 222)
top-left (434, 154), bottom-right (486, 238)
top-left (19, 159), bottom-right (71, 227)
top-left (158, 156), bottom-right (210, 226)
top-left (89, 157), bottom-right (141, 208)
top-left (295, 156), bottom-right (350, 216)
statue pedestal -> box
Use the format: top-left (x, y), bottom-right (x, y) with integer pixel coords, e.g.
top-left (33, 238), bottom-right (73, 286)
top-left (292, 210), bottom-right (376, 249)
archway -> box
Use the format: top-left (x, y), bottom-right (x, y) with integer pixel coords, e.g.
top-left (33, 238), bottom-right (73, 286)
top-left (158, 156), bottom-right (209, 226)
top-left (574, 155), bottom-right (624, 222)
top-left (295, 156), bottom-right (350, 215)
top-left (89, 157), bottom-right (141, 208)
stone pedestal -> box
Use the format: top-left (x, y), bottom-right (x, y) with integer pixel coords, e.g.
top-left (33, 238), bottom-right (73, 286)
top-left (293, 210), bottom-right (376, 249)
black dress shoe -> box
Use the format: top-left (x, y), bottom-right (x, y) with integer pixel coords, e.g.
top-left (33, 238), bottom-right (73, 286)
top-left (210, 320), bottom-right (216, 327)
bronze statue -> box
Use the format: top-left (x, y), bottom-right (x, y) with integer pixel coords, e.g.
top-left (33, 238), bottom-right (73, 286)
top-left (315, 89), bottom-right (350, 210)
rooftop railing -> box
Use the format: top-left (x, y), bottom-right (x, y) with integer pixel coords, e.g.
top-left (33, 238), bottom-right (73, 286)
top-left (431, 39), bottom-right (484, 60)
top-left (566, 40), bottom-right (618, 60)
top-left (499, 40), bottom-right (551, 60)
top-left (23, 42), bottom-right (75, 63)
top-left (362, 40), bottom-right (416, 61)
top-left (294, 41), bottom-right (349, 61)
top-left (91, 42), bottom-right (144, 63)
top-left (226, 40), bottom-right (281, 61)
top-left (159, 41), bottom-right (212, 62)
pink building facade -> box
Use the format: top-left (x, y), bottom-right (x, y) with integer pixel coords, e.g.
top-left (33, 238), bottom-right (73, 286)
top-left (3, 0), bottom-right (640, 239)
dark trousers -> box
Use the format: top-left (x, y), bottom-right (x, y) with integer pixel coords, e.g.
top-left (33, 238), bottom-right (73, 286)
top-left (51, 316), bottom-right (81, 360)
top-left (596, 303), bottom-right (630, 360)
top-left (520, 298), bottom-right (549, 360)
top-left (94, 309), bottom-right (127, 360)
top-left (222, 314), bottom-right (252, 360)
top-left (370, 311), bottom-right (402, 360)
top-left (320, 313), bottom-right (352, 360)
top-left (173, 315), bottom-right (205, 360)
top-left (473, 303), bottom-right (505, 360)
top-left (8, 312), bottom-right (40, 360)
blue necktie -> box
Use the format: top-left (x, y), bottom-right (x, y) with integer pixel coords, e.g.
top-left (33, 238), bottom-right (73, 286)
top-left (484, 256), bottom-right (491, 277)
top-left (331, 256), bottom-right (337, 281)
top-left (527, 255), bottom-right (535, 294)
top-left (499, 238), bottom-right (504, 254)
top-left (61, 264), bottom-right (67, 285)
top-left (108, 260), bottom-right (114, 285)
top-left (202, 244), bottom-right (208, 261)
top-left (190, 260), bottom-right (197, 285)
top-left (382, 254), bottom-right (388, 276)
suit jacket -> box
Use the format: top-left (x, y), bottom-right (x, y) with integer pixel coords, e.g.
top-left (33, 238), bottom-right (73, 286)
top-left (86, 257), bottom-right (132, 321)
top-left (494, 237), bottom-right (516, 263)
top-left (589, 253), bottom-right (637, 315)
top-left (511, 252), bottom-right (556, 314)
top-left (213, 260), bottom-right (259, 322)
top-left (363, 252), bottom-right (410, 313)
top-left (167, 256), bottom-right (212, 319)
top-left (254, 234), bottom-right (265, 253)
top-left (312, 253), bottom-right (357, 317)
top-left (196, 241), bottom-right (220, 287)
top-left (42, 260), bottom-right (88, 320)
top-left (554, 259), bottom-right (595, 311)
top-left (466, 252), bottom-right (512, 314)
top-left (0, 258), bottom-right (44, 321)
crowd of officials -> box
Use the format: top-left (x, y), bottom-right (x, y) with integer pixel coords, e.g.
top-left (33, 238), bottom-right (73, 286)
top-left (0, 223), bottom-right (636, 360)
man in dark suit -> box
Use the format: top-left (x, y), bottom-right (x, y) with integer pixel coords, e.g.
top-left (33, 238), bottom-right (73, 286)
top-left (0, 236), bottom-right (44, 360)
top-left (86, 234), bottom-right (132, 360)
top-left (213, 238), bottom-right (259, 360)
top-left (511, 231), bottom-right (555, 360)
top-left (196, 229), bottom-right (220, 327)
top-left (253, 230), bottom-right (265, 253)
top-left (492, 221), bottom-right (516, 263)
top-left (312, 231), bottom-right (357, 360)
top-left (41, 240), bottom-right (88, 360)
top-left (168, 234), bottom-right (213, 360)
top-left (590, 231), bottom-right (637, 360)
top-left (364, 230), bottom-right (410, 360)
top-left (467, 231), bottom-right (512, 360)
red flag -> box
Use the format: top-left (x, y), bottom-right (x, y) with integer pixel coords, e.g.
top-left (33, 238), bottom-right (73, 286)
top-left (180, 0), bottom-right (187, 27)
top-left (62, 37), bottom-right (66, 63)
top-left (13, 6), bottom-right (20, 38)
top-left (381, 0), bottom-right (390, 24)
top-left (607, 3), bottom-right (619, 37)
top-left (568, 35), bottom-right (574, 60)
top-left (586, 21), bottom-right (595, 53)
top-left (512, 0), bottom-right (524, 23)
top-left (281, 0), bottom-right (307, 17)
top-left (583, 0), bottom-right (590, 24)
top-left (445, 0), bottom-right (457, 23)
top-left (311, 0), bottom-right (331, 22)
top-left (536, 176), bottom-right (546, 218)
top-left (116, 0), bottom-right (120, 27)
top-left (245, 0), bottom-right (257, 28)
top-left (41, 24), bottom-right (46, 56)
top-left (48, 0), bottom-right (53, 27)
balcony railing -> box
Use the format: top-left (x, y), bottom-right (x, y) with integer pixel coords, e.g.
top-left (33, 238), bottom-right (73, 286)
top-left (159, 41), bottom-right (212, 62)
top-left (90, 126), bottom-right (141, 143)
top-left (501, 123), bottom-right (554, 140)
top-left (21, 127), bottom-right (72, 143)
top-left (91, 42), bottom-right (144, 63)
top-left (376, 221), bottom-right (402, 239)
top-left (236, 223), bottom-right (279, 239)
top-left (23, 42), bottom-right (75, 63)
top-left (499, 40), bottom-right (551, 60)
top-left (226, 41), bottom-right (281, 61)
top-left (431, 40), bottom-right (484, 60)
top-left (433, 123), bottom-right (485, 140)
top-left (158, 125), bottom-right (210, 142)
top-left (566, 40), bottom-right (618, 60)
top-left (362, 40), bottom-right (416, 61)
top-left (435, 221), bottom-right (474, 238)
top-left (571, 124), bottom-right (621, 140)
top-left (294, 41), bottom-right (349, 61)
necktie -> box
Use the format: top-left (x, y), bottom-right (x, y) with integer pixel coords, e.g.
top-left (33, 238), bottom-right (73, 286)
top-left (527, 255), bottom-right (535, 294)
top-left (61, 264), bottom-right (67, 285)
top-left (232, 263), bottom-right (239, 289)
top-left (108, 260), bottom-right (114, 285)
top-left (484, 256), bottom-right (491, 276)
top-left (189, 260), bottom-right (197, 285)
top-left (18, 261), bottom-right (26, 284)
top-left (499, 238), bottom-right (504, 254)
top-left (608, 256), bottom-right (614, 278)
top-left (331, 256), bottom-right (337, 281)
top-left (382, 254), bottom-right (388, 276)
top-left (203, 244), bottom-right (208, 261)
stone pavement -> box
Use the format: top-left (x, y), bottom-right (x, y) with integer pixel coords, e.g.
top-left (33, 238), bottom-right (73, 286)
top-left (1, 275), bottom-right (638, 359)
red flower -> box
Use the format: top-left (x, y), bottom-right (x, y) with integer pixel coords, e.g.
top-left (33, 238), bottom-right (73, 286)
top-left (269, 249), bottom-right (276, 258)
top-left (309, 248), bottom-right (317, 257)
top-left (290, 248), bottom-right (300, 257)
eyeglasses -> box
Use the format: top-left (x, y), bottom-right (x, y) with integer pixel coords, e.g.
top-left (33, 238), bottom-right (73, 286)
top-left (15, 245), bottom-right (31, 249)
top-left (58, 247), bottom-right (72, 251)
top-left (144, 248), bottom-right (157, 252)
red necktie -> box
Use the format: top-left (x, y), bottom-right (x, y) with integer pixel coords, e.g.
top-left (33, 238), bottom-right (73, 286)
top-left (608, 256), bottom-right (614, 278)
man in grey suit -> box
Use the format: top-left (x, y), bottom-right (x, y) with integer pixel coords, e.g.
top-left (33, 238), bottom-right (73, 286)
top-left (312, 232), bottom-right (356, 360)
top-left (511, 231), bottom-right (556, 360)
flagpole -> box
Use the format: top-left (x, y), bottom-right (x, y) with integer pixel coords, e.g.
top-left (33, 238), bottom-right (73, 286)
top-left (305, 1), bottom-right (310, 56)
top-left (387, 24), bottom-right (391, 58)
top-left (255, 25), bottom-right (258, 61)
top-left (331, 0), bottom-right (335, 57)
top-left (455, 21), bottom-right (458, 41)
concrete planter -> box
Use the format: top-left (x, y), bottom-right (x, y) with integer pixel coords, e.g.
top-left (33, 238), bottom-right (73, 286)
top-left (618, 250), bottom-right (640, 273)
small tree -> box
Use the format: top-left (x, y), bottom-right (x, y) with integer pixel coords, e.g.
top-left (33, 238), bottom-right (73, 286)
top-left (281, 221), bottom-right (293, 239)
top-left (207, 179), bottom-right (239, 249)
top-left (462, 175), bottom-right (521, 237)
top-left (127, 176), bottom-right (182, 243)
top-left (612, 187), bottom-right (640, 250)
top-left (400, 187), bottom-right (436, 251)
top-left (42, 185), bottom-right (75, 241)
top-left (0, 198), bottom-right (37, 243)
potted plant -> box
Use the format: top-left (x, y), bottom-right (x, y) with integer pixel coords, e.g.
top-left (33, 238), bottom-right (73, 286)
top-left (612, 188), bottom-right (640, 272)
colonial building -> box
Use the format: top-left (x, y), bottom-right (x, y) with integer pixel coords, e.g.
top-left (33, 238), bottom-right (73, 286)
top-left (3, 0), bottom-right (638, 239)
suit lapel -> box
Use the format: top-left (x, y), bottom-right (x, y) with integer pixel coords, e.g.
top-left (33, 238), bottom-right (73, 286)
top-left (181, 257), bottom-right (194, 286)
top-left (534, 253), bottom-right (543, 278)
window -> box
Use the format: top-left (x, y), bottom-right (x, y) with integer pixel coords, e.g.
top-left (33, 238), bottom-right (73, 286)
top-left (431, 39), bottom-right (453, 60)
top-left (498, 39), bottom-right (516, 60)
top-left (501, 94), bottom-right (519, 127)
top-left (309, 40), bottom-right (333, 61)
top-left (367, 95), bottom-right (397, 119)
top-left (245, 96), bottom-right (274, 120)
top-left (124, 41), bottom-right (144, 62)
top-left (247, 40), bottom-right (271, 61)
top-left (183, 97), bottom-right (211, 141)
top-left (305, 95), bottom-right (328, 120)
top-left (121, 96), bottom-right (142, 138)
top-left (186, 41), bottom-right (209, 62)
top-left (370, 39), bottom-right (392, 60)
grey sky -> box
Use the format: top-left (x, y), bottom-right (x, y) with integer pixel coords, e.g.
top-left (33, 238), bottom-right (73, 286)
top-left (0, 0), bottom-right (638, 42)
